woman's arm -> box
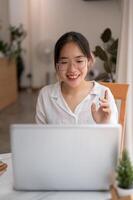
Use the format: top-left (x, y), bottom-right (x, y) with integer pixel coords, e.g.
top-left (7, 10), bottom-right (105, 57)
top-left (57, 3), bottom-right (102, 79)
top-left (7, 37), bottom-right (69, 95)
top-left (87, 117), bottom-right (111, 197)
top-left (35, 90), bottom-right (47, 124)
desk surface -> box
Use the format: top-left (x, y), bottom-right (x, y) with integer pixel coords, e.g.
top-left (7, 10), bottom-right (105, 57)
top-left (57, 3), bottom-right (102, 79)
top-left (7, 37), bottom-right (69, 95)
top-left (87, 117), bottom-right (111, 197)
top-left (0, 153), bottom-right (111, 200)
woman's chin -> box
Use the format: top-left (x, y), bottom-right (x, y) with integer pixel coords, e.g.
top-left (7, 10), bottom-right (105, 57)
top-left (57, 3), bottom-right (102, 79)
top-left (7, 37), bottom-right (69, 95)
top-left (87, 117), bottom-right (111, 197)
top-left (66, 77), bottom-right (82, 88)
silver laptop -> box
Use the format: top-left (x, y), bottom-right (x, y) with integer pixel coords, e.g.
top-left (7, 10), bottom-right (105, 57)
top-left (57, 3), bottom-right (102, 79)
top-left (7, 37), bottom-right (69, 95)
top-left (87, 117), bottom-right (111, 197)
top-left (10, 124), bottom-right (121, 191)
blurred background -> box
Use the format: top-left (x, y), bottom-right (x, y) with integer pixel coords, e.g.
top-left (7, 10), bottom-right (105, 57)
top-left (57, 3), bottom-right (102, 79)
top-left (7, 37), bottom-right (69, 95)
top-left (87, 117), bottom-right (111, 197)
top-left (1, 0), bottom-right (132, 154)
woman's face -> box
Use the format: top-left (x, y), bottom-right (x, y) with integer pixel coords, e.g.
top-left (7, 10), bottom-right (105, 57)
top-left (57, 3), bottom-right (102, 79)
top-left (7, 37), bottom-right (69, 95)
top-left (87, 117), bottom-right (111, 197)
top-left (56, 42), bottom-right (91, 88)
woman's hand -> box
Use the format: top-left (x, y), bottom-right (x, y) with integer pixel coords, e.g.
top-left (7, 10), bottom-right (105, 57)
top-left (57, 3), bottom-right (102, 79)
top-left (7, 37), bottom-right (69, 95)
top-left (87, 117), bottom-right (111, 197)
top-left (91, 90), bottom-right (111, 123)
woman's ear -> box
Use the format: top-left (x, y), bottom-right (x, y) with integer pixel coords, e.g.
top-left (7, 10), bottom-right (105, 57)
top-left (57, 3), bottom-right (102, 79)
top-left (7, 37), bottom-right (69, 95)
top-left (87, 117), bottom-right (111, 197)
top-left (90, 52), bottom-right (95, 65)
top-left (87, 52), bottom-right (95, 70)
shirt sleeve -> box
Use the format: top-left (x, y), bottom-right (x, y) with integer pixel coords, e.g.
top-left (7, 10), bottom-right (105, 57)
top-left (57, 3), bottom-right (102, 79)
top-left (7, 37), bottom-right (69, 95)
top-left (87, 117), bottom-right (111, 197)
top-left (35, 90), bottom-right (47, 124)
top-left (106, 88), bottom-right (118, 124)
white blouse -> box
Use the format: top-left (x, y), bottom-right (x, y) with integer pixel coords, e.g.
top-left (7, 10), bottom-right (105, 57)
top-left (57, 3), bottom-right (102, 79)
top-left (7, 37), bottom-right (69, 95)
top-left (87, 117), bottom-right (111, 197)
top-left (35, 81), bottom-right (118, 124)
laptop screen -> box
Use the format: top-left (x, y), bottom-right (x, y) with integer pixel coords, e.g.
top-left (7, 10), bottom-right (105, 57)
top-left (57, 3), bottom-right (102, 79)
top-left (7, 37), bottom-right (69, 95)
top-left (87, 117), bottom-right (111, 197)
top-left (10, 124), bottom-right (121, 191)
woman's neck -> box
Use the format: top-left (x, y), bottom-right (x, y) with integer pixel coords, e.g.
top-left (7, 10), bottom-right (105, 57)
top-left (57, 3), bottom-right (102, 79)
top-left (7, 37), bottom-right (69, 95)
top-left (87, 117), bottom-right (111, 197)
top-left (61, 80), bottom-right (92, 96)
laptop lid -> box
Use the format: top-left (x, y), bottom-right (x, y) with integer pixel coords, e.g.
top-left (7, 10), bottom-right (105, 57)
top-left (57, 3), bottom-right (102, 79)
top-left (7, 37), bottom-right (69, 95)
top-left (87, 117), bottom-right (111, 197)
top-left (10, 124), bottom-right (121, 191)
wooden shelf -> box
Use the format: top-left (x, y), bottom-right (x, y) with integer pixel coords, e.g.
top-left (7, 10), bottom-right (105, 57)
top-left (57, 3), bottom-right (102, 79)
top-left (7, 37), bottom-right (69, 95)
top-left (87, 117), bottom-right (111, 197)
top-left (0, 58), bottom-right (18, 110)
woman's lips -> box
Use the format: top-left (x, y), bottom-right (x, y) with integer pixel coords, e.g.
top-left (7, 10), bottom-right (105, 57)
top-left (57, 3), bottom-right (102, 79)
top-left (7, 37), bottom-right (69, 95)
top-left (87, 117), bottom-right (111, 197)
top-left (66, 74), bottom-right (80, 80)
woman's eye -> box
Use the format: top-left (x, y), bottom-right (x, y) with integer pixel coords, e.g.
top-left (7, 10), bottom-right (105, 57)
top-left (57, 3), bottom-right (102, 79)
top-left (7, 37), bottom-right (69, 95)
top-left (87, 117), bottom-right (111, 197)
top-left (76, 60), bottom-right (83, 63)
top-left (61, 62), bottom-right (68, 65)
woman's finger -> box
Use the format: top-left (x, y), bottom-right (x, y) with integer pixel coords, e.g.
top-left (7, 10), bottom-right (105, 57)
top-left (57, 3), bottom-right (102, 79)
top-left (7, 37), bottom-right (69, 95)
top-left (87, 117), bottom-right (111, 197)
top-left (104, 90), bottom-right (108, 100)
top-left (99, 98), bottom-right (108, 103)
top-left (102, 107), bottom-right (111, 114)
top-left (91, 103), bottom-right (97, 113)
top-left (99, 102), bottom-right (110, 108)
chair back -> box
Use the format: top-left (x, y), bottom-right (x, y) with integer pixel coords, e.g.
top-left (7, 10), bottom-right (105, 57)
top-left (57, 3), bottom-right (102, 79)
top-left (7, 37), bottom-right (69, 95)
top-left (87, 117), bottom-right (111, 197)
top-left (100, 82), bottom-right (129, 151)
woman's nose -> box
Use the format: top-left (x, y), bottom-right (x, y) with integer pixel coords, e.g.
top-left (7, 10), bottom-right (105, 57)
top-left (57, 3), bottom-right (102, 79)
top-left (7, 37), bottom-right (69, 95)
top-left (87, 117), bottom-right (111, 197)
top-left (67, 61), bottom-right (76, 71)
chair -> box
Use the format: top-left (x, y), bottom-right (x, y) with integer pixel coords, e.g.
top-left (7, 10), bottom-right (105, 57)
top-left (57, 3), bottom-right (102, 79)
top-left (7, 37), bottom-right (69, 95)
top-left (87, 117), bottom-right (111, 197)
top-left (100, 82), bottom-right (129, 151)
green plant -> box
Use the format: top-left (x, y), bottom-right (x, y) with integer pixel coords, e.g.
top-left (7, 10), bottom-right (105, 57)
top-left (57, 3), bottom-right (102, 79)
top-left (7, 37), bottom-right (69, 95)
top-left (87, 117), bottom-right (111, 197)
top-left (0, 24), bottom-right (27, 90)
top-left (0, 40), bottom-right (10, 57)
top-left (9, 24), bottom-right (27, 57)
top-left (0, 24), bottom-right (26, 58)
top-left (116, 149), bottom-right (133, 189)
top-left (93, 28), bottom-right (118, 82)
top-left (9, 24), bottom-right (27, 90)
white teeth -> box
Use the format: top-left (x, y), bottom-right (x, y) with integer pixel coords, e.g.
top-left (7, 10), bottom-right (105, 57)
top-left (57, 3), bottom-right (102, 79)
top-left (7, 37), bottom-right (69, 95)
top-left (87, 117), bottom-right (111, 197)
top-left (67, 74), bottom-right (79, 79)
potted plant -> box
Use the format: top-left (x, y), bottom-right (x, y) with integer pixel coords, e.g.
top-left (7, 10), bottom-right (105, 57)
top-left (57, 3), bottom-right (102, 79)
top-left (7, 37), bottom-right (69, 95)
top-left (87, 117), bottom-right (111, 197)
top-left (116, 149), bottom-right (133, 197)
top-left (0, 24), bottom-right (27, 90)
top-left (0, 40), bottom-right (9, 58)
top-left (9, 24), bottom-right (27, 90)
top-left (92, 28), bottom-right (118, 82)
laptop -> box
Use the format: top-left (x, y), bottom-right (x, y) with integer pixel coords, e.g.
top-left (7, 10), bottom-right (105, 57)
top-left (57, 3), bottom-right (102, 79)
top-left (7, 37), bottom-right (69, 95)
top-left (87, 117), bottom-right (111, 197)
top-left (10, 124), bottom-right (121, 191)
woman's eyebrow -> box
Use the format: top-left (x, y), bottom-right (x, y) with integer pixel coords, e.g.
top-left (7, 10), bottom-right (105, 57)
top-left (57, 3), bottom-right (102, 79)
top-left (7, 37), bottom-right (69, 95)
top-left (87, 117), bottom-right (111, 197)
top-left (59, 57), bottom-right (68, 60)
top-left (59, 55), bottom-right (85, 60)
top-left (75, 56), bottom-right (85, 59)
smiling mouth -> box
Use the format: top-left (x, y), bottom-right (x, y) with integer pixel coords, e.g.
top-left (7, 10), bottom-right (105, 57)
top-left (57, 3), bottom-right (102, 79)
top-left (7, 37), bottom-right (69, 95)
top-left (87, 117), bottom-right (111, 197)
top-left (66, 74), bottom-right (80, 80)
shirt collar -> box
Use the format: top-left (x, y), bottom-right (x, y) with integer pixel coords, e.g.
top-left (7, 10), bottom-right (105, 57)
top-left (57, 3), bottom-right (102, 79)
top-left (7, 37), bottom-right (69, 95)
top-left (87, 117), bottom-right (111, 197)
top-left (50, 81), bottom-right (100, 99)
top-left (50, 81), bottom-right (61, 99)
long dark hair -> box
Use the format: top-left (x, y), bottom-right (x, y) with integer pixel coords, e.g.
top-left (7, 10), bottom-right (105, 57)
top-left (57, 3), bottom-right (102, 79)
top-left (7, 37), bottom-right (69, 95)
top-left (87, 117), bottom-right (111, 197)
top-left (54, 31), bottom-right (91, 68)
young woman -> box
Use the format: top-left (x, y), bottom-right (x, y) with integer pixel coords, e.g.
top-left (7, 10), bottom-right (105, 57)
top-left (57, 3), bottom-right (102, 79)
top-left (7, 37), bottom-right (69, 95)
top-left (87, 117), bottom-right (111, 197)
top-left (35, 31), bottom-right (118, 124)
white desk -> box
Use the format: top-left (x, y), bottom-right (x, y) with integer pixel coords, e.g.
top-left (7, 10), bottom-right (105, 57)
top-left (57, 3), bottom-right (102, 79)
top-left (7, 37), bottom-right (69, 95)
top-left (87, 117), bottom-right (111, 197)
top-left (0, 154), bottom-right (111, 200)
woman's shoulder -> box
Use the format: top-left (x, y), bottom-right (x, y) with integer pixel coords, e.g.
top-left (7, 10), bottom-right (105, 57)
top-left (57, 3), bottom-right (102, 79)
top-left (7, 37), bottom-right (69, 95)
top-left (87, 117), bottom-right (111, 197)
top-left (39, 82), bottom-right (60, 96)
top-left (93, 81), bottom-right (110, 91)
top-left (92, 81), bottom-right (113, 96)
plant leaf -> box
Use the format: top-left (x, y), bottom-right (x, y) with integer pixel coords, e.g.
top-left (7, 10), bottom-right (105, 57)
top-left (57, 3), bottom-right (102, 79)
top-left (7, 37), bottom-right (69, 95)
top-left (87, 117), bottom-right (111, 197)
top-left (116, 149), bottom-right (133, 188)
top-left (104, 62), bottom-right (111, 73)
top-left (94, 72), bottom-right (109, 81)
top-left (107, 39), bottom-right (118, 56)
top-left (93, 46), bottom-right (108, 61)
top-left (101, 28), bottom-right (112, 43)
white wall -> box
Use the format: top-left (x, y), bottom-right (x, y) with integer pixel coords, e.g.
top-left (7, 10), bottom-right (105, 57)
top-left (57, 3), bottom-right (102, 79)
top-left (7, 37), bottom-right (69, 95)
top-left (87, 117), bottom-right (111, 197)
top-left (9, 0), bottom-right (31, 87)
top-left (9, 0), bottom-right (121, 87)
top-left (0, 0), bottom-right (9, 42)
